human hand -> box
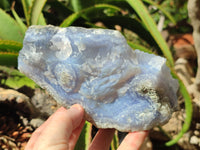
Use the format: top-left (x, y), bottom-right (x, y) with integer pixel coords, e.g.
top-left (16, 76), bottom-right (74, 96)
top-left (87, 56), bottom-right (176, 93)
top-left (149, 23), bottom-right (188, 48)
top-left (25, 104), bottom-right (148, 150)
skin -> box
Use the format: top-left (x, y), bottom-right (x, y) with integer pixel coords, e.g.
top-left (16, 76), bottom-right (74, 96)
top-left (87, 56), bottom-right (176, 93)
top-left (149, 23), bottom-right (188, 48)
top-left (25, 104), bottom-right (148, 150)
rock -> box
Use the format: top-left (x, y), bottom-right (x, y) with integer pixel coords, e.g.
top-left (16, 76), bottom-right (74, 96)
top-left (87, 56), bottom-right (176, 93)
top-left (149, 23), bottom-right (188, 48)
top-left (21, 117), bottom-right (29, 126)
top-left (194, 130), bottom-right (200, 136)
top-left (31, 88), bottom-right (60, 118)
top-left (30, 118), bottom-right (45, 128)
top-left (12, 131), bottom-right (19, 139)
top-left (0, 88), bottom-right (37, 118)
top-left (190, 136), bottom-right (200, 145)
top-left (175, 58), bottom-right (194, 87)
top-left (18, 25), bottom-right (179, 132)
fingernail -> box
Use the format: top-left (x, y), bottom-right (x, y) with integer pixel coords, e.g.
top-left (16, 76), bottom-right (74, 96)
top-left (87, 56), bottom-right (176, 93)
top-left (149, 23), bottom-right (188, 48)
top-left (70, 104), bottom-right (84, 111)
top-left (57, 107), bottom-right (67, 112)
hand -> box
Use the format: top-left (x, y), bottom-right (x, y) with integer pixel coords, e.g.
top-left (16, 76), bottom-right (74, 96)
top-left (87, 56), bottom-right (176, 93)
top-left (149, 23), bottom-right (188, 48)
top-left (25, 104), bottom-right (148, 150)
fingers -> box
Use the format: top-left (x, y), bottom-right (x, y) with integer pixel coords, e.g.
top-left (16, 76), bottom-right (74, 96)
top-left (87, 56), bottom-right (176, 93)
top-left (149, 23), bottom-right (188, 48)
top-left (68, 119), bottom-right (85, 150)
top-left (25, 104), bottom-right (85, 150)
top-left (25, 107), bottom-right (65, 149)
top-left (89, 129), bottom-right (115, 150)
top-left (25, 104), bottom-right (148, 150)
top-left (25, 107), bottom-right (62, 149)
top-left (118, 130), bottom-right (149, 150)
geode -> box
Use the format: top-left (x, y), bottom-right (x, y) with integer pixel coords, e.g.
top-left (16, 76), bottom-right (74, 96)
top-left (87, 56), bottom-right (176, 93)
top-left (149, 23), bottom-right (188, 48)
top-left (18, 25), bottom-right (179, 132)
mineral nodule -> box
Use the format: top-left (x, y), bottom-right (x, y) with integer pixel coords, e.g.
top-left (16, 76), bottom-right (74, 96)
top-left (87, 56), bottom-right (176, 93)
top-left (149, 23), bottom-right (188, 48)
top-left (18, 25), bottom-right (179, 132)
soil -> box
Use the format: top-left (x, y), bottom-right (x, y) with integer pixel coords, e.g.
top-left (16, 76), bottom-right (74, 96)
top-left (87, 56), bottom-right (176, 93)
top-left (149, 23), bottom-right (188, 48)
top-left (0, 34), bottom-right (200, 150)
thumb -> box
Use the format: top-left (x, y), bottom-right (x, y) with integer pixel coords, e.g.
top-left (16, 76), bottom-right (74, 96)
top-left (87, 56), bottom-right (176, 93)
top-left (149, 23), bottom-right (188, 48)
top-left (33, 104), bottom-right (84, 150)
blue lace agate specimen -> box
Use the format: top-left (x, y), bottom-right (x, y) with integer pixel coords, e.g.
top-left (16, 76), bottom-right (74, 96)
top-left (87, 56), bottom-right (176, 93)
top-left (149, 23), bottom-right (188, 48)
top-left (18, 25), bottom-right (179, 132)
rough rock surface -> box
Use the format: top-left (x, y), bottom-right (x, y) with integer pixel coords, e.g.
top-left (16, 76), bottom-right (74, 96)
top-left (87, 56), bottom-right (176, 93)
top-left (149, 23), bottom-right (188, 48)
top-left (18, 25), bottom-right (179, 132)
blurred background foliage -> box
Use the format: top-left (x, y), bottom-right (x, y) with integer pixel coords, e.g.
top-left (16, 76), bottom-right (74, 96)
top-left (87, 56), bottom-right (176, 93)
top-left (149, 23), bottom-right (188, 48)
top-left (0, 0), bottom-right (190, 65)
top-left (0, 0), bottom-right (190, 66)
top-left (0, 0), bottom-right (193, 149)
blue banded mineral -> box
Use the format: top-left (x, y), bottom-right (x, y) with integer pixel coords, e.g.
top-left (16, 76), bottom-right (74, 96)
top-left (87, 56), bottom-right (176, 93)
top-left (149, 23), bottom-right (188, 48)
top-left (18, 25), bottom-right (179, 132)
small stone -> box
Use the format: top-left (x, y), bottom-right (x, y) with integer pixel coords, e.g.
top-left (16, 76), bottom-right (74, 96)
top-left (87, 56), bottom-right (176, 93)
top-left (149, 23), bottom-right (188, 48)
top-left (194, 130), bottom-right (200, 136)
top-left (0, 88), bottom-right (36, 118)
top-left (196, 123), bottom-right (200, 129)
top-left (30, 118), bottom-right (44, 128)
top-left (20, 142), bottom-right (28, 149)
top-left (21, 117), bottom-right (29, 126)
top-left (21, 133), bottom-right (31, 139)
top-left (18, 25), bottom-right (179, 132)
top-left (12, 131), bottom-right (19, 138)
top-left (190, 136), bottom-right (200, 145)
top-left (16, 97), bottom-right (24, 103)
top-left (17, 133), bottom-right (31, 142)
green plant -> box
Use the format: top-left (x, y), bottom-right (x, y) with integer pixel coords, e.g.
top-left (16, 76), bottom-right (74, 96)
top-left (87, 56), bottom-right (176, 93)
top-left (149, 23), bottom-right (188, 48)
top-left (0, 0), bottom-right (192, 148)
top-left (0, 65), bottom-right (36, 89)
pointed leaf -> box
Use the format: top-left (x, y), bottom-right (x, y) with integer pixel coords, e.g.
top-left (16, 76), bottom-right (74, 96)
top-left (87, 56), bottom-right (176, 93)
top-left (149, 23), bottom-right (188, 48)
top-left (11, 7), bottom-right (27, 34)
top-left (0, 52), bottom-right (18, 66)
top-left (0, 40), bottom-right (22, 67)
top-left (60, 12), bottom-right (80, 27)
top-left (126, 0), bottom-right (174, 67)
top-left (60, 4), bottom-right (121, 27)
top-left (37, 12), bottom-right (46, 25)
top-left (71, 0), bottom-right (95, 12)
top-left (0, 40), bottom-right (22, 53)
top-left (143, 0), bottom-right (176, 24)
top-left (0, 9), bottom-right (24, 42)
top-left (30, 0), bottom-right (47, 25)
top-left (0, 66), bottom-right (37, 89)
top-left (127, 41), bottom-right (153, 54)
top-left (111, 131), bottom-right (119, 150)
top-left (74, 121), bottom-right (92, 150)
top-left (21, 0), bottom-right (33, 26)
top-left (165, 72), bottom-right (193, 146)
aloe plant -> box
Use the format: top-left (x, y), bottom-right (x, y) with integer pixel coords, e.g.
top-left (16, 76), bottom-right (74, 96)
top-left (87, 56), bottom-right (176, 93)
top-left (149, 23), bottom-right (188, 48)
top-left (0, 0), bottom-right (48, 67)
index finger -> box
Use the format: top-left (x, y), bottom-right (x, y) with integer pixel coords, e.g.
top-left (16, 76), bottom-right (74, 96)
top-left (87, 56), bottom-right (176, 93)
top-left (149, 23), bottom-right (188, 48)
top-left (25, 104), bottom-right (84, 150)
